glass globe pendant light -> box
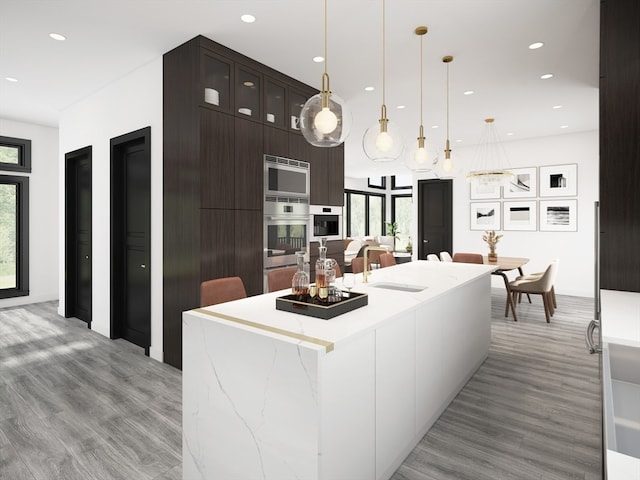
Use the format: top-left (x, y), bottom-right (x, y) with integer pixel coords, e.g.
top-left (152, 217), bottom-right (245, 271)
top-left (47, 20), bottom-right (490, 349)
top-left (405, 26), bottom-right (434, 172)
top-left (299, 0), bottom-right (352, 147)
top-left (363, 0), bottom-right (404, 162)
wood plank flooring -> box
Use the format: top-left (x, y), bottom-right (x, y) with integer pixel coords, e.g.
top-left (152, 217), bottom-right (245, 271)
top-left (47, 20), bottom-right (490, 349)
top-left (0, 293), bottom-right (601, 479)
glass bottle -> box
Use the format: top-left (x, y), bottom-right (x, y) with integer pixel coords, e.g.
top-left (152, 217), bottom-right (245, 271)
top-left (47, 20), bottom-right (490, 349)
top-left (291, 251), bottom-right (310, 301)
top-left (315, 237), bottom-right (328, 289)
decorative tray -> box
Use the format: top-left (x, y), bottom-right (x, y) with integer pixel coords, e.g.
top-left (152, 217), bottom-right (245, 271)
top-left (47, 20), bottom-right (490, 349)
top-left (276, 291), bottom-right (368, 320)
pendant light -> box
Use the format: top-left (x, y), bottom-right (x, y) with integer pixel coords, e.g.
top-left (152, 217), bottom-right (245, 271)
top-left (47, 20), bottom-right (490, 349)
top-left (363, 0), bottom-right (404, 162)
top-left (467, 118), bottom-right (514, 185)
top-left (299, 0), bottom-right (351, 147)
top-left (441, 55), bottom-right (455, 174)
top-left (405, 26), bottom-right (434, 172)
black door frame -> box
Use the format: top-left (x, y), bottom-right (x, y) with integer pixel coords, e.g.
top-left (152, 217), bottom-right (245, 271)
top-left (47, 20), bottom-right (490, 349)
top-left (64, 146), bottom-right (92, 327)
top-left (417, 179), bottom-right (453, 260)
top-left (110, 126), bottom-right (151, 354)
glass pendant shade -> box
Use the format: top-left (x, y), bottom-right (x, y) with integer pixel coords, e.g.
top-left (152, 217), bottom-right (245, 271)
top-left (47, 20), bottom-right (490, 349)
top-left (300, 88), bottom-right (352, 147)
top-left (363, 110), bottom-right (404, 162)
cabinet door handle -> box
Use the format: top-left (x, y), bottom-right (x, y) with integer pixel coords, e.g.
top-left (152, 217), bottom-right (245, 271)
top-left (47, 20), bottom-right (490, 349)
top-left (585, 319), bottom-right (601, 354)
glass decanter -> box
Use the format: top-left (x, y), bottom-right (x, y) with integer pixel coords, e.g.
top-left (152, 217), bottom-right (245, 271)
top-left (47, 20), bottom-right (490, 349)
top-left (291, 251), bottom-right (310, 301)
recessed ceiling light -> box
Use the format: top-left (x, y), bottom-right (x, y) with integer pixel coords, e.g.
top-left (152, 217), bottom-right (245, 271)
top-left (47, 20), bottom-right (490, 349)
top-left (463, 90), bottom-right (474, 95)
top-left (49, 33), bottom-right (66, 41)
top-left (5, 77), bottom-right (18, 82)
top-left (313, 56), bottom-right (324, 63)
top-left (560, 125), bottom-right (569, 129)
top-left (431, 125), bottom-right (439, 129)
top-left (506, 132), bottom-right (514, 136)
top-left (455, 139), bottom-right (463, 143)
top-left (240, 14), bottom-right (256, 23)
top-left (552, 105), bottom-right (563, 109)
top-left (528, 42), bottom-right (544, 50)
top-left (243, 81), bottom-right (254, 87)
top-left (396, 105), bottom-right (406, 109)
top-left (364, 86), bottom-right (374, 92)
top-left (541, 73), bottom-right (553, 80)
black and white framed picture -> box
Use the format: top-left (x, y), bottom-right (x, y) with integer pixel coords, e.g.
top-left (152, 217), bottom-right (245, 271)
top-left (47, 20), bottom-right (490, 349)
top-left (470, 182), bottom-right (500, 200)
top-left (470, 202), bottom-right (501, 230)
top-left (539, 164), bottom-right (577, 197)
top-left (503, 167), bottom-right (536, 198)
top-left (539, 199), bottom-right (577, 231)
top-left (503, 201), bottom-right (537, 231)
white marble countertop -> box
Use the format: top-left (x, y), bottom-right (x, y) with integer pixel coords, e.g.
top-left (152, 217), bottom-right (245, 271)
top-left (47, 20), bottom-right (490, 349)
top-left (194, 260), bottom-right (496, 351)
top-left (601, 289), bottom-right (640, 348)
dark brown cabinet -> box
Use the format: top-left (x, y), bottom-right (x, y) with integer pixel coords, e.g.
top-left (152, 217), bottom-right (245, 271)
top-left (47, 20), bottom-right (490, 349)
top-left (163, 35), bottom-right (345, 369)
top-left (599, 0), bottom-right (640, 292)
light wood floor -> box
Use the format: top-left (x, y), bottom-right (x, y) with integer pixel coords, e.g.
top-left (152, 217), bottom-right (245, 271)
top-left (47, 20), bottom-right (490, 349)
top-left (0, 293), bottom-right (601, 480)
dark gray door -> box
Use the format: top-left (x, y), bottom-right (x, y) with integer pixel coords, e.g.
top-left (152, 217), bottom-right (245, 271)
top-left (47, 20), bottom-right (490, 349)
top-left (418, 179), bottom-right (452, 260)
top-left (65, 147), bottom-right (92, 325)
top-left (111, 127), bottom-right (151, 354)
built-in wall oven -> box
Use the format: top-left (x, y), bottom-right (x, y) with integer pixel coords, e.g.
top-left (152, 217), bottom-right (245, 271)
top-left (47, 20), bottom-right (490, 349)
top-left (263, 155), bottom-right (310, 292)
top-left (310, 205), bottom-right (343, 241)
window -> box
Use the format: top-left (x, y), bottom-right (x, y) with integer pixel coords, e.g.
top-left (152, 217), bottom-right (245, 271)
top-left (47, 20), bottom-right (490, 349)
top-left (391, 174), bottom-right (412, 190)
top-left (392, 194), bottom-right (412, 249)
top-left (367, 176), bottom-right (386, 189)
top-left (344, 190), bottom-right (386, 237)
top-left (0, 136), bottom-right (32, 173)
top-left (0, 175), bottom-right (29, 298)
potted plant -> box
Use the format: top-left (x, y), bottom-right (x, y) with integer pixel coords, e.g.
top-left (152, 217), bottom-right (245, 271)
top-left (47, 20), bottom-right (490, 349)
top-left (384, 221), bottom-right (400, 252)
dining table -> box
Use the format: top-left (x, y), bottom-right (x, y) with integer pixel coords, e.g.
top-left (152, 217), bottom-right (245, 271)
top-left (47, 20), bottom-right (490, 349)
top-left (483, 256), bottom-right (529, 321)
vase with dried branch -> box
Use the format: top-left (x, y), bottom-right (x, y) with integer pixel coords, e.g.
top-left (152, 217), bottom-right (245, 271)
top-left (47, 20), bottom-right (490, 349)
top-left (482, 230), bottom-right (503, 262)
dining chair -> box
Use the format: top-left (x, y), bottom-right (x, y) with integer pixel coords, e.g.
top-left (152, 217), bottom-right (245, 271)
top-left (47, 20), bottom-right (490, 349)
top-left (267, 267), bottom-right (297, 293)
top-left (332, 262), bottom-right (342, 278)
top-left (508, 260), bottom-right (559, 323)
top-left (515, 259), bottom-right (560, 308)
top-left (440, 251), bottom-right (453, 262)
top-left (427, 254), bottom-right (440, 261)
top-left (351, 257), bottom-right (364, 274)
top-left (200, 276), bottom-right (248, 307)
top-left (452, 252), bottom-right (484, 264)
top-left (379, 253), bottom-right (396, 268)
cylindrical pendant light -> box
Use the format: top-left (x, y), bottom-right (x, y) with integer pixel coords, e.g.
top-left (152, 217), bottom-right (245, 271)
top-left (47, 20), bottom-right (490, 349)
top-left (300, 0), bottom-right (352, 147)
top-left (363, 0), bottom-right (404, 162)
top-left (442, 55), bottom-right (455, 174)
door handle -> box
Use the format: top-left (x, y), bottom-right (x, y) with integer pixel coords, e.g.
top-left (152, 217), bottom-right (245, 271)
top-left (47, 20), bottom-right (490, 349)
top-left (585, 319), bottom-right (601, 354)
top-left (141, 264), bottom-right (146, 269)
top-left (85, 255), bottom-right (89, 259)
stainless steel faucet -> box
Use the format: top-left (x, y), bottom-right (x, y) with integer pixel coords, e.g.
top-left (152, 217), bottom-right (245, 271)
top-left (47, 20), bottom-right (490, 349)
top-left (363, 246), bottom-right (389, 283)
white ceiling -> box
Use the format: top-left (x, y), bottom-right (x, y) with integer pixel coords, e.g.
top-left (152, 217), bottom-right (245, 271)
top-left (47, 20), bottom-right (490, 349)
top-left (0, 0), bottom-right (599, 178)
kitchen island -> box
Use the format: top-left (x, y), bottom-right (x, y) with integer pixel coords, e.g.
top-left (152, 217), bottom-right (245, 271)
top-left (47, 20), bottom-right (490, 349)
top-left (183, 260), bottom-right (496, 480)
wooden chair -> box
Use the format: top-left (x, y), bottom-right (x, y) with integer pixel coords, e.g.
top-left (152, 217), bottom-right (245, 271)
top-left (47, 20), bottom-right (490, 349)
top-left (267, 267), bottom-right (297, 292)
top-left (427, 254), bottom-right (440, 261)
top-left (452, 252), bottom-right (484, 264)
top-left (509, 260), bottom-right (559, 323)
top-left (200, 276), bottom-right (247, 307)
top-left (379, 253), bottom-right (396, 268)
top-left (440, 251), bottom-right (453, 262)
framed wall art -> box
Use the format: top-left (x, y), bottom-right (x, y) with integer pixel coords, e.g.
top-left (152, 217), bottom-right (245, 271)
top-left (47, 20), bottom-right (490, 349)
top-left (539, 164), bottom-right (577, 197)
top-left (539, 199), bottom-right (577, 231)
top-left (470, 182), bottom-right (500, 200)
top-left (470, 202), bottom-right (501, 230)
top-left (503, 201), bottom-right (537, 231)
top-left (503, 167), bottom-right (536, 198)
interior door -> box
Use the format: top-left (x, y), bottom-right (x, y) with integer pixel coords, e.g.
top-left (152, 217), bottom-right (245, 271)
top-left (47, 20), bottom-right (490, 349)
top-left (65, 147), bottom-right (92, 325)
top-left (111, 127), bottom-right (151, 354)
top-left (417, 179), bottom-right (452, 260)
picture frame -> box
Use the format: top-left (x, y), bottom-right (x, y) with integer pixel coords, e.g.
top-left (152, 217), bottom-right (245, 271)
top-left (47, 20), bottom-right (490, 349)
top-left (539, 164), bottom-right (577, 197)
top-left (470, 202), bottom-right (501, 231)
top-left (503, 167), bottom-right (536, 198)
top-left (470, 182), bottom-right (501, 200)
top-left (539, 199), bottom-right (577, 231)
top-left (503, 201), bottom-right (537, 231)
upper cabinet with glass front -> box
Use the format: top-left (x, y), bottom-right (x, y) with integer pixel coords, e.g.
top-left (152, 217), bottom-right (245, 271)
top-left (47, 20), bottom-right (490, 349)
top-left (235, 66), bottom-right (261, 121)
top-left (201, 51), bottom-right (233, 112)
top-left (289, 90), bottom-right (307, 133)
top-left (264, 78), bottom-right (287, 130)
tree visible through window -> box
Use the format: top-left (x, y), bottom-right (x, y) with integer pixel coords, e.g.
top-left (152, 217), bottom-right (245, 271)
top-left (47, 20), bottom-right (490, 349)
top-left (0, 175), bottom-right (29, 298)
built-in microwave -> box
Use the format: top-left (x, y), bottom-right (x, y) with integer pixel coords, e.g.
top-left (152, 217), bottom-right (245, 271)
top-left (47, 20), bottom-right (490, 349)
top-left (264, 154), bottom-right (310, 199)
top-left (310, 205), bottom-right (343, 241)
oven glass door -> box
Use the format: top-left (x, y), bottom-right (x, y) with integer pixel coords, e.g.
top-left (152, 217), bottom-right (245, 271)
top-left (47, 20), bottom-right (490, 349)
top-left (313, 214), bottom-right (341, 238)
top-left (264, 218), bottom-right (308, 268)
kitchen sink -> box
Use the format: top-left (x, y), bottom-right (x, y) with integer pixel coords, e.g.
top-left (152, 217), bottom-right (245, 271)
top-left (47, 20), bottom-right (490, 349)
top-left (370, 282), bottom-right (427, 293)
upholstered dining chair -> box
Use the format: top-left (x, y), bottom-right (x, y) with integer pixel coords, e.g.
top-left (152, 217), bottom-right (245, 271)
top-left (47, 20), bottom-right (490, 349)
top-left (440, 251), bottom-right (453, 262)
top-left (427, 254), bottom-right (441, 261)
top-left (508, 259), bottom-right (559, 323)
top-left (332, 262), bottom-right (342, 278)
top-left (515, 259), bottom-right (560, 309)
top-left (267, 267), bottom-right (297, 293)
top-left (452, 252), bottom-right (484, 264)
top-left (200, 276), bottom-right (248, 307)
top-left (379, 253), bottom-right (396, 268)
top-left (351, 257), bottom-right (364, 274)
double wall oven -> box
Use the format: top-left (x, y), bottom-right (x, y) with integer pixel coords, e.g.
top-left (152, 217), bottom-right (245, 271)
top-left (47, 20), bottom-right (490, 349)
top-left (263, 155), bottom-right (310, 292)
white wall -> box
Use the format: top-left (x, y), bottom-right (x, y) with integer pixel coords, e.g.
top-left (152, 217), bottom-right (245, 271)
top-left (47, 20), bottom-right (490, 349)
top-left (410, 130), bottom-right (598, 297)
top-left (58, 58), bottom-right (164, 361)
top-left (0, 119), bottom-right (59, 308)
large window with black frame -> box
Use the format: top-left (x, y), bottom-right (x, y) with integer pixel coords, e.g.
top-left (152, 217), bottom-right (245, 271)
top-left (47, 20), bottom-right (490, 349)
top-left (0, 136), bottom-right (31, 299)
top-left (392, 193), bottom-right (413, 252)
top-left (343, 190), bottom-right (386, 238)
